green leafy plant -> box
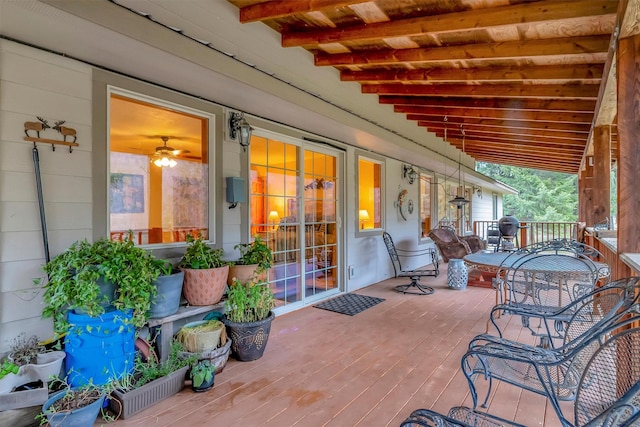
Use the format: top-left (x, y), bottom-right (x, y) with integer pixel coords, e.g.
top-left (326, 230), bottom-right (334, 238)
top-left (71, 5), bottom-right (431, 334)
top-left (233, 236), bottom-right (273, 276)
top-left (39, 237), bottom-right (160, 333)
top-left (224, 279), bottom-right (275, 323)
top-left (190, 359), bottom-right (215, 389)
top-left (179, 234), bottom-right (228, 270)
top-left (0, 361), bottom-right (19, 379)
top-left (113, 341), bottom-right (196, 392)
top-left (9, 333), bottom-right (47, 365)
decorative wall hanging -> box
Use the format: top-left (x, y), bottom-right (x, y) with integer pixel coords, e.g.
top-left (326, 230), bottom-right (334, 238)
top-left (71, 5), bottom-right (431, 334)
top-left (407, 199), bottom-right (414, 215)
top-left (397, 189), bottom-right (408, 221)
top-left (23, 116), bottom-right (79, 152)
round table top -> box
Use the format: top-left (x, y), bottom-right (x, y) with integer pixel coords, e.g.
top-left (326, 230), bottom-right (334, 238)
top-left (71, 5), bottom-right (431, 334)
top-left (463, 251), bottom-right (606, 275)
top-left (463, 252), bottom-right (512, 268)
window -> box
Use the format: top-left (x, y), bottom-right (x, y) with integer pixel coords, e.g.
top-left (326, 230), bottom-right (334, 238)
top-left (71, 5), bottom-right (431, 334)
top-left (357, 155), bottom-right (383, 231)
top-left (419, 172), bottom-right (432, 238)
top-left (108, 90), bottom-right (211, 245)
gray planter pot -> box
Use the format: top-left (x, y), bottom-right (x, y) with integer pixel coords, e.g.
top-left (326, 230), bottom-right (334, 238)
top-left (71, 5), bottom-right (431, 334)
top-left (149, 271), bottom-right (184, 318)
top-left (109, 366), bottom-right (188, 419)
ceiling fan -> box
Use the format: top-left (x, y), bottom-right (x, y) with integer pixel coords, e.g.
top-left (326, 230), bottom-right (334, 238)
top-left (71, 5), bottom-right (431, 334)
top-left (150, 136), bottom-right (190, 167)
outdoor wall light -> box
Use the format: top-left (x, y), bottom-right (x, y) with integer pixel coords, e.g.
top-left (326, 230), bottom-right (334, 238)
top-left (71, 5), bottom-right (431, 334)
top-left (228, 111), bottom-right (253, 151)
top-left (402, 164), bottom-right (418, 185)
top-left (472, 185), bottom-right (483, 198)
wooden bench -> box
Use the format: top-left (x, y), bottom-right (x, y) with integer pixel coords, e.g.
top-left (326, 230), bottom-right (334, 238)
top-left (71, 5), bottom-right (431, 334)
top-left (147, 303), bottom-right (224, 362)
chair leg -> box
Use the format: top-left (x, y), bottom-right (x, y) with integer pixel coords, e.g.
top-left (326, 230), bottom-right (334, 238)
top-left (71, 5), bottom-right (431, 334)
top-left (394, 277), bottom-right (435, 295)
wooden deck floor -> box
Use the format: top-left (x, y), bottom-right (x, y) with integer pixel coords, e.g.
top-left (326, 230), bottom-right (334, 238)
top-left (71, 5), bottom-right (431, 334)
top-left (106, 265), bottom-right (568, 426)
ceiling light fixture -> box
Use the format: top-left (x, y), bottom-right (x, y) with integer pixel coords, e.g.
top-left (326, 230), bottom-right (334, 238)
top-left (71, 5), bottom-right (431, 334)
top-left (228, 111), bottom-right (253, 152)
top-left (153, 156), bottom-right (177, 168)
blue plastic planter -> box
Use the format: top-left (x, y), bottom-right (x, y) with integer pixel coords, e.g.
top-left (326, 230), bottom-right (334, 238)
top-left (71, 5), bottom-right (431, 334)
top-left (65, 309), bottom-right (135, 387)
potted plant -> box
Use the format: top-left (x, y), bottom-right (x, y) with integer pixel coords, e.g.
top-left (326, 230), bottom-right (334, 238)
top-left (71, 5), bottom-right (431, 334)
top-left (109, 341), bottom-right (196, 419)
top-left (39, 237), bottom-right (160, 387)
top-left (5, 333), bottom-right (65, 387)
top-left (228, 236), bottom-right (273, 285)
top-left (222, 279), bottom-right (275, 361)
top-left (40, 237), bottom-right (160, 333)
top-left (190, 359), bottom-right (215, 392)
top-left (38, 379), bottom-right (108, 427)
top-left (148, 259), bottom-right (184, 318)
top-left (179, 234), bottom-right (230, 306)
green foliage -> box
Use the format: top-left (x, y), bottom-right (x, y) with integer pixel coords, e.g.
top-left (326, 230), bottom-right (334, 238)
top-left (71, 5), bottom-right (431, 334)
top-left (179, 234), bottom-right (228, 269)
top-left (233, 236), bottom-right (273, 275)
top-left (114, 341), bottom-right (196, 392)
top-left (39, 238), bottom-right (160, 333)
top-left (224, 280), bottom-right (275, 323)
top-left (477, 163), bottom-right (578, 221)
top-left (0, 361), bottom-right (19, 379)
top-left (190, 359), bottom-right (215, 388)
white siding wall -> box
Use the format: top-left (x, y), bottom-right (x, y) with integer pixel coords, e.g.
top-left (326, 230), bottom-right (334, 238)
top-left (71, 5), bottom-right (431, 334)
top-left (0, 38), bottom-right (503, 353)
top-left (0, 40), bottom-right (93, 353)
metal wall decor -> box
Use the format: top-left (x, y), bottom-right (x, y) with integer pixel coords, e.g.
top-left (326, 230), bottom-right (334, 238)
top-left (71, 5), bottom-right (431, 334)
top-left (23, 116), bottom-right (79, 152)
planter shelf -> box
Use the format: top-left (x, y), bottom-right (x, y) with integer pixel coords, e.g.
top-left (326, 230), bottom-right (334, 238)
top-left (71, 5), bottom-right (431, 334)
top-left (109, 366), bottom-right (188, 419)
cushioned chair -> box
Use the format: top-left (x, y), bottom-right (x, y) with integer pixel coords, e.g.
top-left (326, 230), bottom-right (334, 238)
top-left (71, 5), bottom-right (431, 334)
top-left (428, 227), bottom-right (487, 262)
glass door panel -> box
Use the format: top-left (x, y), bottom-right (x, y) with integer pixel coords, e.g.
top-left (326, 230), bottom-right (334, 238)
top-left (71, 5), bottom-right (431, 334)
top-left (250, 136), bottom-right (339, 307)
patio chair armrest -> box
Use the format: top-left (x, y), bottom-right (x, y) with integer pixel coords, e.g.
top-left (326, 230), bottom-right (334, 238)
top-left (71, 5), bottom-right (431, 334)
top-left (468, 334), bottom-right (549, 356)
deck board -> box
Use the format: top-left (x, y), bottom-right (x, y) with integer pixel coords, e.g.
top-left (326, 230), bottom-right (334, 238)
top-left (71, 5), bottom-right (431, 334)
top-left (104, 264), bottom-right (565, 426)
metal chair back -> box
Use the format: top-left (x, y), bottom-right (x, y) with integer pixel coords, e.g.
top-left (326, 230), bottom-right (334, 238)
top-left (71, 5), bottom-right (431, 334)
top-left (382, 232), bottom-right (438, 295)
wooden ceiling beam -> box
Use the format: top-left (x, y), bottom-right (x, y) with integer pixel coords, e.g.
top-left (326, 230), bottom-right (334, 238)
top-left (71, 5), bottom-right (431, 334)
top-left (239, 1), bottom-right (368, 23)
top-left (415, 117), bottom-right (591, 133)
top-left (395, 105), bottom-right (593, 123)
top-left (341, 64), bottom-right (604, 83)
top-left (283, 0), bottom-right (617, 47)
top-left (315, 35), bottom-right (610, 66)
top-left (426, 125), bottom-right (588, 142)
top-left (379, 96), bottom-right (597, 112)
top-left (470, 155), bottom-right (577, 173)
top-left (436, 131), bottom-right (587, 148)
top-left (363, 83), bottom-right (600, 99)
top-left (444, 136), bottom-right (586, 153)
top-left (461, 146), bottom-right (582, 164)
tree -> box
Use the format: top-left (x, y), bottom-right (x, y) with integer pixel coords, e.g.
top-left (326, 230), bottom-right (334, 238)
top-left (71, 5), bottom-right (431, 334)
top-left (477, 163), bottom-right (578, 221)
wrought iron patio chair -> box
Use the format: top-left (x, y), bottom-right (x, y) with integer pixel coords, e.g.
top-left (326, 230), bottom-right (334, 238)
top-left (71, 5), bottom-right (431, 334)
top-left (486, 276), bottom-right (640, 349)
top-left (400, 326), bottom-right (640, 427)
top-left (382, 232), bottom-right (439, 295)
top-left (520, 239), bottom-right (610, 282)
top-left (461, 309), bottom-right (640, 425)
top-left (492, 252), bottom-right (601, 347)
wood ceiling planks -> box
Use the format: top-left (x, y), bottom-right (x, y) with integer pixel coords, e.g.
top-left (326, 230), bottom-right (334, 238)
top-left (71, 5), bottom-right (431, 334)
top-left (228, 0), bottom-right (619, 173)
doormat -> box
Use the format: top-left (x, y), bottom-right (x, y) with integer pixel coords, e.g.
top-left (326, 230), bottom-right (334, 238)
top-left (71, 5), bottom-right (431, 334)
top-left (313, 293), bottom-right (385, 316)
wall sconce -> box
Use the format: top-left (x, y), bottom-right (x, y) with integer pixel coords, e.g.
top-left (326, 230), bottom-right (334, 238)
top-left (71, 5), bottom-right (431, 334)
top-left (402, 164), bottom-right (418, 185)
top-left (472, 185), bottom-right (483, 198)
top-left (359, 209), bottom-right (370, 229)
top-left (268, 210), bottom-right (280, 231)
top-left (228, 112), bottom-right (253, 152)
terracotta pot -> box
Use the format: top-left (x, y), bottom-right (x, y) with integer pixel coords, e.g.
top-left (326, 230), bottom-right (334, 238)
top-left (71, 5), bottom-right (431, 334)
top-left (227, 264), bottom-right (267, 285)
top-left (182, 265), bottom-right (229, 306)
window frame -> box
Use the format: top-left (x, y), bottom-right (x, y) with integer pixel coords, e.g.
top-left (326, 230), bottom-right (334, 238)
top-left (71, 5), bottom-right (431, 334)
top-left (356, 151), bottom-right (385, 237)
top-left (104, 84), bottom-right (217, 247)
top-left (418, 170), bottom-right (434, 240)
